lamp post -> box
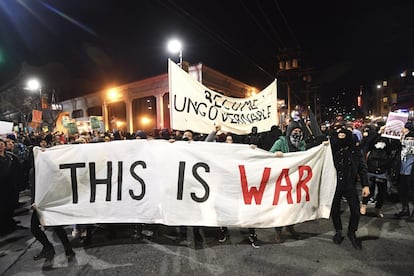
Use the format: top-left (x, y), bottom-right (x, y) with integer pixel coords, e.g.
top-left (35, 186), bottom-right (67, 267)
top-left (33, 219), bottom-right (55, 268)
top-left (27, 79), bottom-right (42, 110)
top-left (167, 39), bottom-right (183, 68)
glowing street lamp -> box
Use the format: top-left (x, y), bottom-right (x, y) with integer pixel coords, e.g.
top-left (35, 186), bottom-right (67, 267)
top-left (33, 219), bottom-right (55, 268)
top-left (167, 39), bottom-right (183, 68)
top-left (26, 79), bottom-right (42, 110)
top-left (107, 88), bottom-right (120, 101)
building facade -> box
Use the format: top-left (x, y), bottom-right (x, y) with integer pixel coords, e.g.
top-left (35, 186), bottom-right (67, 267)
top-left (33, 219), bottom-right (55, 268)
top-left (59, 63), bottom-right (263, 135)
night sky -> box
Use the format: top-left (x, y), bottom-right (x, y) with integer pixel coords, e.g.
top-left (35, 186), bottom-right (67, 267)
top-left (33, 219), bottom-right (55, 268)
top-left (1, 0), bottom-right (413, 105)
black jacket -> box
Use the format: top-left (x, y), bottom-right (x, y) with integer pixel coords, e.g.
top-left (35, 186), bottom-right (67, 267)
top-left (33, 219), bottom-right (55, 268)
top-left (331, 145), bottom-right (369, 191)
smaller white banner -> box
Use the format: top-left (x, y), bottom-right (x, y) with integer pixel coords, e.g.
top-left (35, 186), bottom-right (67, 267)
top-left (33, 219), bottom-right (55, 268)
top-left (168, 60), bottom-right (278, 135)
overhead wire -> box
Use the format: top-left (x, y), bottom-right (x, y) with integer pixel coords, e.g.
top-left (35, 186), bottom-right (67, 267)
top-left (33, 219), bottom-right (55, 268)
top-left (156, 0), bottom-right (275, 79)
top-left (253, 0), bottom-right (285, 49)
top-left (273, 0), bottom-right (301, 48)
top-left (239, 0), bottom-right (283, 49)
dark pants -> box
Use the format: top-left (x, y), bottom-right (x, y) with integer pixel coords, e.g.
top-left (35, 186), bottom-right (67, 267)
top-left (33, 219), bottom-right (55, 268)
top-left (331, 188), bottom-right (360, 233)
top-left (397, 175), bottom-right (413, 209)
top-left (31, 210), bottom-right (71, 250)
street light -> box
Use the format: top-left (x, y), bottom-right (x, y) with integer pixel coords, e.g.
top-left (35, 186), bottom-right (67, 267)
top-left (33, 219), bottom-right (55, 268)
top-left (167, 39), bottom-right (183, 68)
top-left (26, 79), bottom-right (42, 110)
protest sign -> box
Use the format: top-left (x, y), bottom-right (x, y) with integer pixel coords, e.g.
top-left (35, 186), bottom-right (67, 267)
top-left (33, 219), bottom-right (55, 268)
top-left (382, 112), bottom-right (408, 139)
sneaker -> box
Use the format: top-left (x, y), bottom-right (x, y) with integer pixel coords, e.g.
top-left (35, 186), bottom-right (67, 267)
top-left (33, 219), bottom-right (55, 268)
top-left (33, 246), bottom-right (55, 260)
top-left (394, 209), bottom-right (410, 219)
top-left (375, 208), bottom-right (384, 218)
top-left (194, 231), bottom-right (203, 243)
top-left (218, 228), bottom-right (228, 243)
top-left (275, 229), bottom-right (283, 244)
top-left (141, 229), bottom-right (154, 237)
top-left (248, 234), bottom-right (260, 248)
top-left (65, 248), bottom-right (75, 258)
top-left (367, 198), bottom-right (376, 206)
top-left (360, 204), bottom-right (367, 215)
top-left (287, 225), bottom-right (300, 240)
top-left (71, 229), bottom-right (80, 238)
top-left (333, 231), bottom-right (344, 244)
top-left (406, 211), bottom-right (414, 222)
top-left (347, 232), bottom-right (362, 250)
top-left (175, 233), bottom-right (187, 242)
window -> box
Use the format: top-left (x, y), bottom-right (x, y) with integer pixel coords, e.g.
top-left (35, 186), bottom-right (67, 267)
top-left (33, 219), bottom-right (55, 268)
top-left (87, 106), bottom-right (102, 116)
top-left (72, 109), bottom-right (84, 118)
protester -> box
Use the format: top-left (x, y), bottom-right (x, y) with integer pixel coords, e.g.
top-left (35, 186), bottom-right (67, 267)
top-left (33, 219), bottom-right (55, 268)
top-left (394, 122), bottom-right (414, 222)
top-left (258, 125), bottom-right (281, 151)
top-left (29, 138), bottom-right (75, 260)
top-left (360, 135), bottom-right (391, 218)
top-left (330, 128), bottom-right (370, 250)
top-left (173, 129), bottom-right (204, 244)
top-left (270, 121), bottom-right (305, 243)
top-left (244, 126), bottom-right (261, 148)
top-left (0, 138), bottom-right (22, 236)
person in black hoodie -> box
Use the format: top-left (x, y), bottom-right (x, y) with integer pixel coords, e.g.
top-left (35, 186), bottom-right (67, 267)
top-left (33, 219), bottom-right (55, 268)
top-left (330, 128), bottom-right (370, 250)
top-left (360, 136), bottom-right (391, 217)
top-left (30, 138), bottom-right (75, 260)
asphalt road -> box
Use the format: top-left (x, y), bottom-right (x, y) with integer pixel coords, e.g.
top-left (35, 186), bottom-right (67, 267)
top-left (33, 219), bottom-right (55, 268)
top-left (1, 197), bottom-right (413, 276)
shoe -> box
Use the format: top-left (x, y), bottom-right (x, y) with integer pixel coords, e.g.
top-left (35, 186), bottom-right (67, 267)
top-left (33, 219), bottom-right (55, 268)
top-left (71, 229), bottom-right (80, 238)
top-left (248, 234), bottom-right (260, 249)
top-left (360, 204), bottom-right (367, 215)
top-left (333, 231), bottom-right (344, 244)
top-left (141, 229), bottom-right (154, 237)
top-left (275, 229), bottom-right (283, 244)
top-left (407, 211), bottom-right (414, 222)
top-left (367, 198), bottom-right (376, 206)
top-left (375, 208), bottom-right (384, 218)
top-left (33, 246), bottom-right (55, 260)
top-left (175, 233), bottom-right (187, 242)
top-left (81, 236), bottom-right (92, 246)
top-left (65, 248), bottom-right (75, 258)
top-left (287, 225), bottom-right (300, 240)
top-left (347, 232), bottom-right (361, 250)
top-left (394, 209), bottom-right (410, 219)
top-left (218, 228), bottom-right (228, 243)
top-left (194, 230), bottom-right (203, 243)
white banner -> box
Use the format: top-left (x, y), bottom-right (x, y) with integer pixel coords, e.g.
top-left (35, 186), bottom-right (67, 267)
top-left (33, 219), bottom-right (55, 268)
top-left (34, 140), bottom-right (337, 227)
top-left (168, 60), bottom-right (278, 135)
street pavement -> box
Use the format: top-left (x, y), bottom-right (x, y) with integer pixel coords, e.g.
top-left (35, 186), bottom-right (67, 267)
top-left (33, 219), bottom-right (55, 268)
top-left (1, 193), bottom-right (413, 276)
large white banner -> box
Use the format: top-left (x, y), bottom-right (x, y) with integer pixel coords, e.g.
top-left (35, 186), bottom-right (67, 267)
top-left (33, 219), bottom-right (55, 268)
top-left (168, 60), bottom-right (278, 135)
top-left (34, 140), bottom-right (337, 227)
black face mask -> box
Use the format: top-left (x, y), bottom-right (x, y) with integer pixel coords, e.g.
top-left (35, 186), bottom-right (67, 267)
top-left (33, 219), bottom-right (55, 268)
top-left (336, 138), bottom-right (349, 148)
top-left (289, 132), bottom-right (303, 148)
top-left (332, 129), bottom-right (353, 149)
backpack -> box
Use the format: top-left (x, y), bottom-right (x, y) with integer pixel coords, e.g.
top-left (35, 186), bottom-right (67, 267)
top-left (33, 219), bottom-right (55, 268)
top-left (13, 142), bottom-right (30, 162)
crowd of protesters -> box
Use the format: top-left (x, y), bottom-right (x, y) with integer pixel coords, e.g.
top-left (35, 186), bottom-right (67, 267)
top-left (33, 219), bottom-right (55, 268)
top-left (1, 114), bottom-right (413, 259)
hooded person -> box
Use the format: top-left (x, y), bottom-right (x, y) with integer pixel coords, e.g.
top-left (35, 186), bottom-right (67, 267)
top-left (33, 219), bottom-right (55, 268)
top-left (330, 128), bottom-right (370, 249)
top-left (268, 121), bottom-right (306, 243)
top-left (360, 136), bottom-right (392, 217)
top-left (270, 121), bottom-right (306, 154)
